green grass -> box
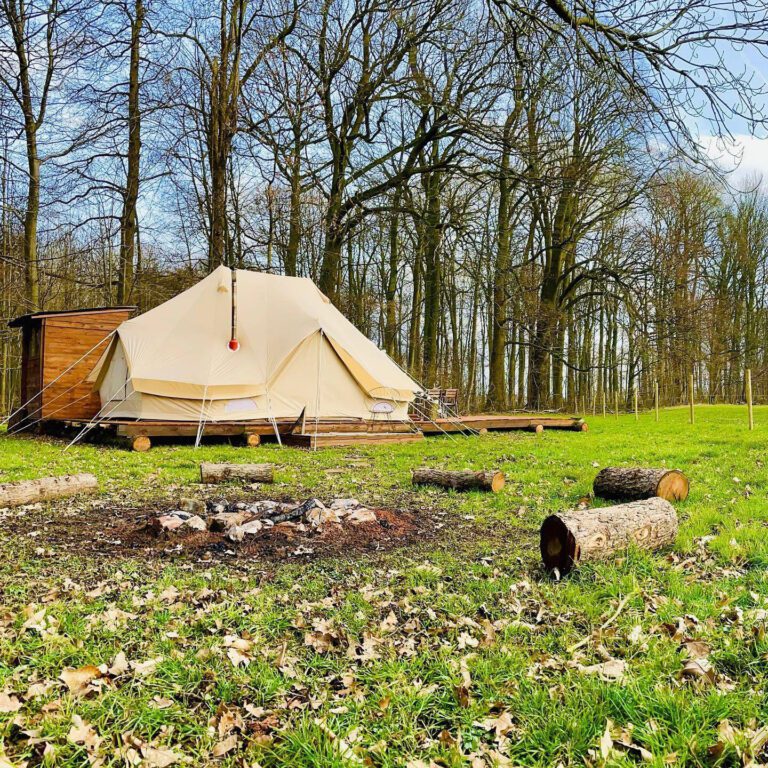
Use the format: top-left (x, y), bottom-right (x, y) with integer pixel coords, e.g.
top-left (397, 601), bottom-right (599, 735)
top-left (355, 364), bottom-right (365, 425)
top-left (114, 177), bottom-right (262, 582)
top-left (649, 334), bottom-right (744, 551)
top-left (1, 405), bottom-right (768, 766)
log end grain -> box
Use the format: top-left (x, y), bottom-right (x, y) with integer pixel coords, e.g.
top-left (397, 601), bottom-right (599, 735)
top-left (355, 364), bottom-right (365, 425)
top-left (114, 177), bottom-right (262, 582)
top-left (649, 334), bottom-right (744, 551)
top-left (540, 514), bottom-right (577, 573)
top-left (529, 423), bottom-right (544, 434)
top-left (574, 420), bottom-right (589, 432)
top-left (656, 470), bottom-right (689, 501)
top-left (489, 471), bottom-right (505, 492)
top-left (131, 436), bottom-right (151, 452)
top-left (245, 433), bottom-right (261, 447)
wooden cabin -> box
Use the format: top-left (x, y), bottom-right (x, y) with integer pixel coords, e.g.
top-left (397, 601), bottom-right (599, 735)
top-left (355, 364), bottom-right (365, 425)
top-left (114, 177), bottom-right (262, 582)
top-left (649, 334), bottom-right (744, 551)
top-left (8, 306), bottom-right (135, 428)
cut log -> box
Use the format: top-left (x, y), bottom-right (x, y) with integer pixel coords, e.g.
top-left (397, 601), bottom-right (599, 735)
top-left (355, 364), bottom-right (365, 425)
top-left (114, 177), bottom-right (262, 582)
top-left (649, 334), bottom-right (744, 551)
top-left (245, 433), bottom-right (261, 447)
top-left (411, 468), bottom-right (505, 493)
top-left (131, 436), bottom-right (151, 452)
top-left (573, 420), bottom-right (589, 432)
top-left (540, 497), bottom-right (678, 574)
top-left (593, 467), bottom-right (689, 502)
top-left (0, 473), bottom-right (98, 507)
top-left (528, 423), bottom-right (544, 434)
top-left (199, 463), bottom-right (274, 484)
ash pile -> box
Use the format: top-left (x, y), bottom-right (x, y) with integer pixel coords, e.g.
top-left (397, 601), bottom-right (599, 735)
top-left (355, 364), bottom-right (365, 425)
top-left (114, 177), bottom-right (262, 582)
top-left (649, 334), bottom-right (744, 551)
top-left (148, 497), bottom-right (377, 542)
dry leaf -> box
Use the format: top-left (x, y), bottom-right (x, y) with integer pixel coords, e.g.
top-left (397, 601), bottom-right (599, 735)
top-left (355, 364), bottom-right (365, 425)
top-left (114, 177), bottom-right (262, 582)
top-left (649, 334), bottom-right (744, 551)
top-left (380, 610), bottom-right (398, 633)
top-left (0, 693), bottom-right (22, 713)
top-left (60, 665), bottom-right (102, 695)
top-left (679, 640), bottom-right (710, 660)
top-left (142, 745), bottom-right (182, 767)
top-left (600, 720), bottom-right (613, 759)
top-left (680, 658), bottom-right (716, 684)
top-left (130, 657), bottom-right (162, 677)
top-left (578, 659), bottom-right (626, 682)
top-left (227, 647), bottom-right (251, 668)
top-left (211, 734), bottom-right (238, 757)
top-left (108, 651), bottom-right (129, 677)
top-left (67, 715), bottom-right (102, 751)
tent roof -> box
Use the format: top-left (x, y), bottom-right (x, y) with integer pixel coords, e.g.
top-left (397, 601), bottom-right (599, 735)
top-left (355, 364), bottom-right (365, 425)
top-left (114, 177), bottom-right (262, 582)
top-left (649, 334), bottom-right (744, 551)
top-left (96, 267), bottom-right (420, 402)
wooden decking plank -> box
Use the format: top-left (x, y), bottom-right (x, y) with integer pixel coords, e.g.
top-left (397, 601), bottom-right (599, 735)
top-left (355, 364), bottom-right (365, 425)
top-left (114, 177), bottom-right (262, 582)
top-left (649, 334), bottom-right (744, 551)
top-left (285, 432), bottom-right (424, 448)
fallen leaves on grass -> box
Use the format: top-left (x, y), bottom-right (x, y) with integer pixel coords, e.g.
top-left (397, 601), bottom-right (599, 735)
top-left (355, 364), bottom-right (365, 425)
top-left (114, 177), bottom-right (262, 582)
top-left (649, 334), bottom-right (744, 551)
top-left (680, 657), bottom-right (716, 685)
top-left (59, 665), bottom-right (102, 695)
top-left (211, 735), bottom-right (238, 757)
top-left (67, 715), bottom-right (102, 752)
top-left (224, 635), bottom-right (253, 667)
top-left (577, 659), bottom-right (626, 682)
top-left (0, 693), bottom-right (21, 713)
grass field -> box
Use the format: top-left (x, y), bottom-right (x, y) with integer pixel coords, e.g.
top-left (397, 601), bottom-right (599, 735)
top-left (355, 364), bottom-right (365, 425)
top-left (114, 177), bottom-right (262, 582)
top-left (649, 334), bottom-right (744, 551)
top-left (1, 405), bottom-right (767, 767)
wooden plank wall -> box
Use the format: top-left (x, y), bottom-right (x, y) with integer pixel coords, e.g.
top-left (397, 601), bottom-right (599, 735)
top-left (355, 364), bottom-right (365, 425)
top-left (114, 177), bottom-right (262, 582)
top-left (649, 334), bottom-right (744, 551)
top-left (41, 311), bottom-right (133, 421)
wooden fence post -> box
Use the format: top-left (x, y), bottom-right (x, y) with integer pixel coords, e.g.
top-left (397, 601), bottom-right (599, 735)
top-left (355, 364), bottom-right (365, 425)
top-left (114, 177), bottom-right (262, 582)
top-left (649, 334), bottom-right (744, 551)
top-left (746, 368), bottom-right (754, 430)
top-left (654, 380), bottom-right (659, 422)
top-left (689, 373), bottom-right (695, 425)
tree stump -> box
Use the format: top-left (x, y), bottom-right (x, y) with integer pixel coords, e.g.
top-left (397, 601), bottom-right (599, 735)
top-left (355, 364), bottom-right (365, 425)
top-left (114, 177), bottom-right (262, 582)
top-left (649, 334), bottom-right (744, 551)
top-left (0, 473), bottom-right (98, 507)
top-left (411, 468), bottom-right (505, 492)
top-left (593, 467), bottom-right (689, 502)
top-left (540, 497), bottom-right (678, 574)
top-left (200, 463), bottom-right (274, 484)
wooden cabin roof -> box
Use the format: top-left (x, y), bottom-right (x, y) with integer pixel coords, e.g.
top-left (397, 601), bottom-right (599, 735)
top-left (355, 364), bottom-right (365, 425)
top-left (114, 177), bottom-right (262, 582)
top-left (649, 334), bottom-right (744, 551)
top-left (8, 306), bottom-right (137, 328)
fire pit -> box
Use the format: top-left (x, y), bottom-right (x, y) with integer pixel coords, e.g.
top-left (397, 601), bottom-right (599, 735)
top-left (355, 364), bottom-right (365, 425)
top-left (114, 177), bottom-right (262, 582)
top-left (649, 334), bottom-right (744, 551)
top-left (149, 496), bottom-right (379, 543)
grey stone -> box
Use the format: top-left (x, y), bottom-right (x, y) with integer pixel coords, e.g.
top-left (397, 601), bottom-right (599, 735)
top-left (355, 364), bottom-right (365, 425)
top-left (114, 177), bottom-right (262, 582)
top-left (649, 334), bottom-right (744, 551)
top-left (206, 498), bottom-right (230, 514)
top-left (347, 508), bottom-right (377, 525)
top-left (179, 498), bottom-right (206, 515)
top-left (226, 525), bottom-right (245, 543)
top-left (210, 511), bottom-right (250, 532)
top-left (330, 498), bottom-right (360, 510)
top-left (240, 520), bottom-right (264, 535)
top-left (184, 515), bottom-right (207, 532)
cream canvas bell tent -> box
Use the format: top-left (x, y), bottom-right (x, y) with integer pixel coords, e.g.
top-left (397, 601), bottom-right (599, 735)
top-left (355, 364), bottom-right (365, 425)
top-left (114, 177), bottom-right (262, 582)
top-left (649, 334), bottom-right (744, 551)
top-left (90, 266), bottom-right (421, 423)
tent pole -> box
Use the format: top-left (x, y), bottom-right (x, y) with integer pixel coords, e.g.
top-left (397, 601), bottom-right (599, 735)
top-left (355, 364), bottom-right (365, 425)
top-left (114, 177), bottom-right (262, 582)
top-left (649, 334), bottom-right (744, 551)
top-left (229, 268), bottom-right (239, 350)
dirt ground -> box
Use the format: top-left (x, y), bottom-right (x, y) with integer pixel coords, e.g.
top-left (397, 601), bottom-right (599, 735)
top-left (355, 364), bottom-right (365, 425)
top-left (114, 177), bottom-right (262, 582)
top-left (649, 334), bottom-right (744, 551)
top-left (1, 496), bottom-right (432, 568)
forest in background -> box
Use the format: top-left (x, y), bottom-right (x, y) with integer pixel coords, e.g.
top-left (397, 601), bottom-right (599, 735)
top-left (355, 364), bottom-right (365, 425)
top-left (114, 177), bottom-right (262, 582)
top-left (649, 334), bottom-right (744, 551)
top-left (2, 0), bottom-right (768, 415)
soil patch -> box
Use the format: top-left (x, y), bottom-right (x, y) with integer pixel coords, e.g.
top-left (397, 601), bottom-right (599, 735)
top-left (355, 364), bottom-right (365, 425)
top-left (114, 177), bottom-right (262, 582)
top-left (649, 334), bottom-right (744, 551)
top-left (1, 497), bottom-right (431, 567)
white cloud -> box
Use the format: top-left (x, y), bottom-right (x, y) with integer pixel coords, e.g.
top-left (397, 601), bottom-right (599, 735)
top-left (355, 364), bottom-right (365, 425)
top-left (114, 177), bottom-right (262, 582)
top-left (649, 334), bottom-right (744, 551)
top-left (698, 134), bottom-right (768, 187)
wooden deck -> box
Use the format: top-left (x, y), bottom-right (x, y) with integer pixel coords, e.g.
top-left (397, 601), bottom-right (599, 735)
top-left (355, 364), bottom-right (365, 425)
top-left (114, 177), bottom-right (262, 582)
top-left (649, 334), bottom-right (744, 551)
top-left (413, 414), bottom-right (587, 433)
top-left (52, 412), bottom-right (587, 449)
top-left (80, 417), bottom-right (415, 439)
top-left (283, 431), bottom-right (424, 449)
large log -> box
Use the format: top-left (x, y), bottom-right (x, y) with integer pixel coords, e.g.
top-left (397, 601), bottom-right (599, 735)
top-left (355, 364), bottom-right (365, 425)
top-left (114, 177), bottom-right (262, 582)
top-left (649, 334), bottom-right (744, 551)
top-left (593, 467), bottom-right (689, 502)
top-left (411, 468), bottom-right (505, 492)
top-left (540, 497), bottom-right (678, 574)
top-left (0, 473), bottom-right (98, 507)
top-left (200, 463), bottom-right (274, 484)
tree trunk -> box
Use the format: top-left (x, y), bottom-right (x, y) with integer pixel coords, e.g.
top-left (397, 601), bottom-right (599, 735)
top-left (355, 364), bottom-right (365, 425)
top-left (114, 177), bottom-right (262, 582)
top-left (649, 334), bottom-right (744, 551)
top-left (285, 138), bottom-right (302, 277)
top-left (421, 159), bottom-right (442, 386)
top-left (117, 0), bottom-right (144, 304)
top-left (593, 467), bottom-right (689, 502)
top-left (412, 468), bottom-right (505, 492)
top-left (540, 497), bottom-right (678, 574)
top-left (384, 185), bottom-right (401, 355)
top-left (0, 473), bottom-right (98, 507)
top-left (319, 199), bottom-right (344, 301)
top-left (200, 463), bottom-right (275, 484)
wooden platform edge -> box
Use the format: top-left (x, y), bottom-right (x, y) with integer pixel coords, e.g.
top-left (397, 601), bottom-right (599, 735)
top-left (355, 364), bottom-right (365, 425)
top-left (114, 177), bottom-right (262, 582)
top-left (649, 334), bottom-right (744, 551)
top-left (285, 431), bottom-right (425, 449)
